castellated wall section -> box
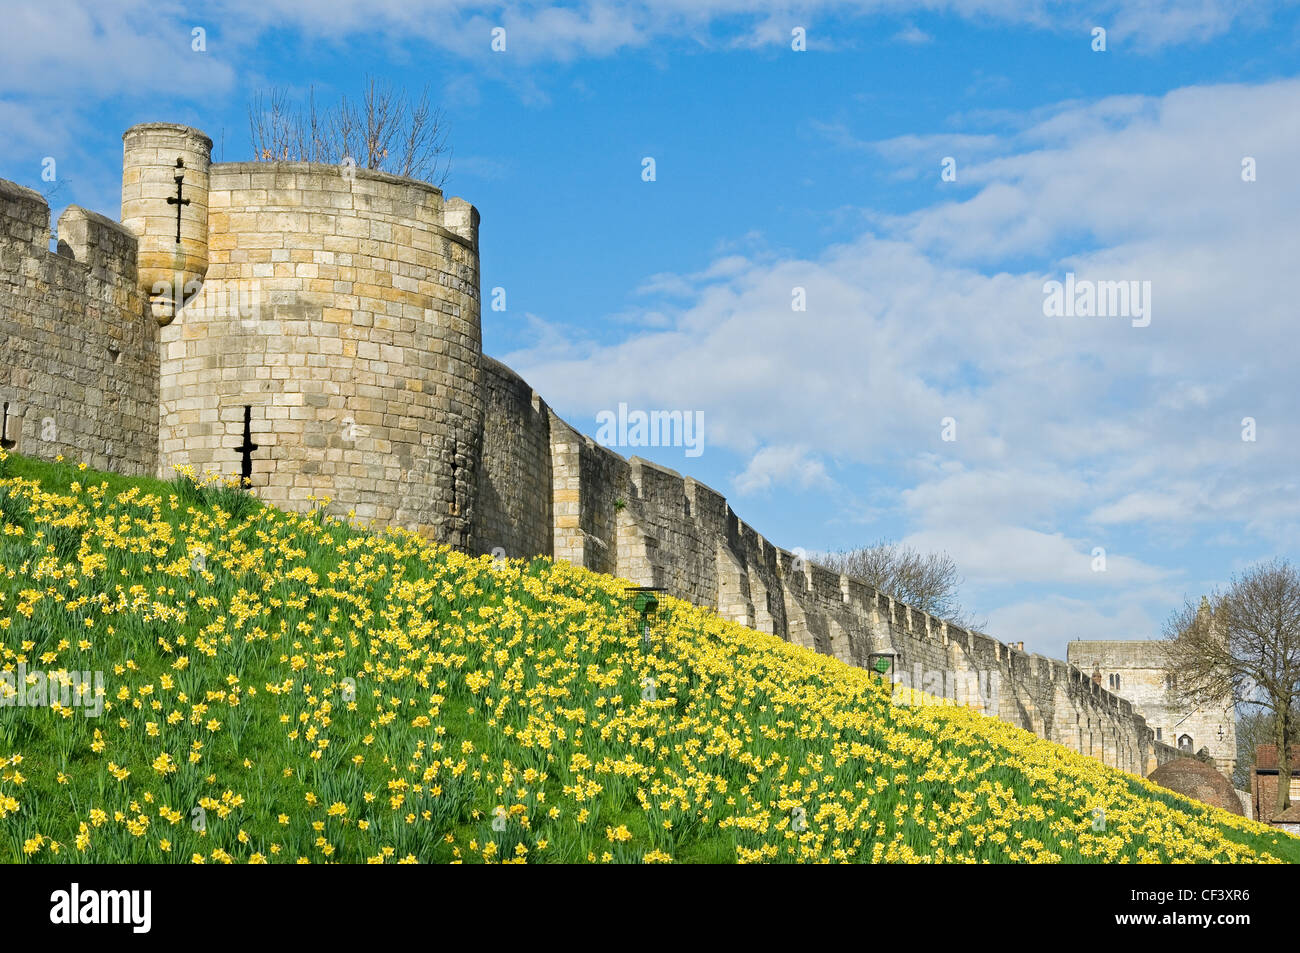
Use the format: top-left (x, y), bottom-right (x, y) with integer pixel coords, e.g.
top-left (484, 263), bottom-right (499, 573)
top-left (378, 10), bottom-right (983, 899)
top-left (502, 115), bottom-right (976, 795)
top-left (0, 118), bottom-right (1200, 784)
top-left (474, 389), bottom-right (1179, 778)
top-left (0, 179), bottom-right (156, 474)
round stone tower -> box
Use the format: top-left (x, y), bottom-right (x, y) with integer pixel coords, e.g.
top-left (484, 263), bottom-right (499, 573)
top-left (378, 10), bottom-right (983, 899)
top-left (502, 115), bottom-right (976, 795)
top-left (156, 152), bottom-right (483, 548)
top-left (121, 122), bottom-right (211, 324)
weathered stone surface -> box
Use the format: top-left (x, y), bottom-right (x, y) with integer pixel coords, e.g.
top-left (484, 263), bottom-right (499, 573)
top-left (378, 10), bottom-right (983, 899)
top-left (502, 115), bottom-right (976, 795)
top-left (1148, 757), bottom-right (1244, 815)
top-left (121, 123), bottom-right (213, 324)
top-left (155, 154), bottom-right (482, 548)
top-left (0, 180), bottom-right (155, 475)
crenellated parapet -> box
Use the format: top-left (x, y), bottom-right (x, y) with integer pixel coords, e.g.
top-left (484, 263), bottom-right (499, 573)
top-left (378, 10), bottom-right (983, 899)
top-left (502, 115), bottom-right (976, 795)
top-left (0, 177), bottom-right (156, 474)
top-left (472, 356), bottom-right (1177, 781)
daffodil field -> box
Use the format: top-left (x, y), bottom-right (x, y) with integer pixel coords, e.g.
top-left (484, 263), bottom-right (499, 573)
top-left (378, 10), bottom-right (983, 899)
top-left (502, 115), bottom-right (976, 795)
top-left (0, 452), bottom-right (1294, 864)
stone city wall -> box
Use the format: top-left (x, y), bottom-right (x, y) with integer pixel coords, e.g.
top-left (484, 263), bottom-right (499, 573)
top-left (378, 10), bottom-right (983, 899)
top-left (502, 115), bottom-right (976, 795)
top-left (472, 356), bottom-right (552, 558)
top-left (0, 178), bottom-right (156, 475)
top-left (478, 400), bottom-right (1164, 776)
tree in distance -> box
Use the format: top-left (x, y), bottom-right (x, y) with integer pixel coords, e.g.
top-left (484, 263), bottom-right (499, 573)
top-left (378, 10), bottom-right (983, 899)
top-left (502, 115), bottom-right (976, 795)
top-left (1164, 558), bottom-right (1300, 818)
top-left (819, 539), bottom-right (984, 632)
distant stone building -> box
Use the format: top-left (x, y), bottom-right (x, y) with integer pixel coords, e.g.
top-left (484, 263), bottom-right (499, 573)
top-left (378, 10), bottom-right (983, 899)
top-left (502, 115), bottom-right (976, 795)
top-left (1251, 744), bottom-right (1300, 827)
top-left (1067, 639), bottom-right (1237, 779)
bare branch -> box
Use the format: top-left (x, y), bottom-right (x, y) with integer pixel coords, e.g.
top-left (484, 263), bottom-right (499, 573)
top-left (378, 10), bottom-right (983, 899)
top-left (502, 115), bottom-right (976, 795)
top-left (820, 539), bottom-right (983, 630)
top-left (1163, 558), bottom-right (1300, 815)
top-left (248, 76), bottom-right (453, 187)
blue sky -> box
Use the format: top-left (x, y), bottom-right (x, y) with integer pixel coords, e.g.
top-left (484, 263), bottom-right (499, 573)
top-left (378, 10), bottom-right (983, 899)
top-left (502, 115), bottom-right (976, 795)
top-left (4, 1), bottom-right (1300, 658)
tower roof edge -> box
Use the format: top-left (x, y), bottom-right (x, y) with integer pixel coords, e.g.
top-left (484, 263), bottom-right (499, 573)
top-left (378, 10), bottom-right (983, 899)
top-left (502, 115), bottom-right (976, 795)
top-left (122, 122), bottom-right (213, 150)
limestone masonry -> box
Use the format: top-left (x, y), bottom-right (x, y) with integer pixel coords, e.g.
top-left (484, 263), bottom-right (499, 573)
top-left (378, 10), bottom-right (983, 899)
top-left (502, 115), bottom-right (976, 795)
top-left (0, 121), bottom-right (1218, 786)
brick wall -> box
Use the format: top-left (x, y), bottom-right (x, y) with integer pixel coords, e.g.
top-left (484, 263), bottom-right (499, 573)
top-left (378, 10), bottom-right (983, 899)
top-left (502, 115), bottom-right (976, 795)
top-left (1252, 745), bottom-right (1300, 823)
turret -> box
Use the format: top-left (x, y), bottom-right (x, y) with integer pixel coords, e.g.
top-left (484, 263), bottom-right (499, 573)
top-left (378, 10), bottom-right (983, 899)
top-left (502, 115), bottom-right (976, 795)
top-left (121, 123), bottom-right (211, 324)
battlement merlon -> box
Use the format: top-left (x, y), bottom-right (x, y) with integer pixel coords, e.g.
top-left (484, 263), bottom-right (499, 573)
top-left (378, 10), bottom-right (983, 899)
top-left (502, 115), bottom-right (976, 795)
top-left (0, 178), bottom-right (52, 249)
top-left (443, 196), bottom-right (480, 248)
top-left (0, 178), bottom-right (141, 295)
top-left (57, 207), bottom-right (140, 287)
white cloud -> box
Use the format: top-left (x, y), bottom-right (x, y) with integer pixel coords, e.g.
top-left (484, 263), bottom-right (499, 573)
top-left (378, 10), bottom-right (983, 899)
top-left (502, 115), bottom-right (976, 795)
top-left (986, 595), bottom-right (1165, 659)
top-left (733, 445), bottom-right (834, 495)
top-left (903, 524), bottom-right (1172, 588)
top-left (0, 1), bottom-right (1278, 111)
top-left (207, 0), bottom-right (1287, 59)
top-left (893, 23), bottom-right (933, 44)
top-left (0, 2), bottom-right (234, 99)
top-left (506, 76), bottom-right (1300, 644)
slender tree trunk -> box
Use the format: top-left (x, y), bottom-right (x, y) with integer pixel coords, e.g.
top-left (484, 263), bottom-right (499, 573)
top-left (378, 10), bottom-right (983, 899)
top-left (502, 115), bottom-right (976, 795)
top-left (1275, 703), bottom-right (1292, 817)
